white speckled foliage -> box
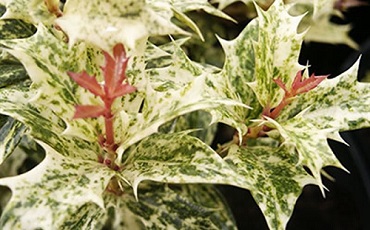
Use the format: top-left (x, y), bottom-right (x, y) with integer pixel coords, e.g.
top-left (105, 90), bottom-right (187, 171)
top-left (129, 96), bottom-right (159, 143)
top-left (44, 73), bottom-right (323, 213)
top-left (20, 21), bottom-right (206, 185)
top-left (0, 0), bottom-right (370, 229)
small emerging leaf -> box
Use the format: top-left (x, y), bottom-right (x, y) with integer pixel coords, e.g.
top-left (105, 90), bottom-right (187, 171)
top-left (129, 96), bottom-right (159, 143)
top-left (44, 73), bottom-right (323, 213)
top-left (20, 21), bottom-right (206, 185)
top-left (73, 105), bottom-right (105, 119)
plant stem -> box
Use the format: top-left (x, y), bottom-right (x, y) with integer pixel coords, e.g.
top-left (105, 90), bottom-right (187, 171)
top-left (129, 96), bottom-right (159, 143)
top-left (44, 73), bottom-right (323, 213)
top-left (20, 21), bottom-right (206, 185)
top-left (269, 95), bottom-right (293, 119)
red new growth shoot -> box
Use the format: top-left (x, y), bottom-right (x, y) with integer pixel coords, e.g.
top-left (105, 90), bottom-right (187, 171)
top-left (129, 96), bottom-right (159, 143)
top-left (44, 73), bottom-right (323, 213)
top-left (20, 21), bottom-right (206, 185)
top-left (68, 43), bottom-right (136, 170)
top-left (268, 70), bottom-right (328, 119)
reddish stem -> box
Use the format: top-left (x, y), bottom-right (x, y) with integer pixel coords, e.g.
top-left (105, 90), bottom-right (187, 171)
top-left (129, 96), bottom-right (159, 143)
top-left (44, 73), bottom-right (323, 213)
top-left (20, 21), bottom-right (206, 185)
top-left (269, 96), bottom-right (293, 119)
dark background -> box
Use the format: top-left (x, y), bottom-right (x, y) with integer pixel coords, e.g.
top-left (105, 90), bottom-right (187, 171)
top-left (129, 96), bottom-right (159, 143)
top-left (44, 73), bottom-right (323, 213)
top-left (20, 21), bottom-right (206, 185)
top-left (217, 1), bottom-right (370, 229)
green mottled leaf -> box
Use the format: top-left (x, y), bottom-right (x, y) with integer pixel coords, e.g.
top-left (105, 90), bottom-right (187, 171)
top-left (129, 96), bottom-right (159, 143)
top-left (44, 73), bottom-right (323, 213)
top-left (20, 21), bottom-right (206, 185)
top-left (0, 141), bottom-right (115, 229)
top-left (224, 144), bottom-right (315, 229)
top-left (279, 60), bottom-right (370, 132)
top-left (121, 132), bottom-right (250, 197)
top-left (159, 110), bottom-right (217, 145)
top-left (0, 19), bottom-right (35, 39)
top-left (0, 22), bottom-right (245, 165)
top-left (266, 60), bottom-right (370, 190)
top-left (56, 0), bottom-right (185, 52)
top-left (248, 0), bottom-right (305, 108)
top-left (213, 18), bottom-right (260, 132)
top-left (0, 24), bottom-right (105, 143)
top-left (170, 0), bottom-right (236, 40)
top-left (0, 63), bottom-right (28, 88)
top-left (115, 41), bottom-right (247, 161)
top-left (0, 146), bottom-right (27, 178)
top-left (0, 0), bottom-right (57, 24)
top-left (289, 0), bottom-right (358, 48)
top-left (0, 117), bottom-right (26, 164)
top-left (106, 183), bottom-right (236, 230)
top-left (269, 117), bottom-right (346, 193)
top-left (0, 95), bottom-right (101, 160)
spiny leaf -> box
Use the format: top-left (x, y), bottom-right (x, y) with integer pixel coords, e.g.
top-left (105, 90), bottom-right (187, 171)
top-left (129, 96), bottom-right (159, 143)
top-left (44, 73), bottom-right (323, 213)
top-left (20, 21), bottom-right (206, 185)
top-left (248, 0), bottom-right (305, 108)
top-left (224, 144), bottom-right (316, 229)
top-left (268, 117), bottom-right (346, 193)
top-left (0, 96), bottom-right (101, 161)
top-left (0, 0), bottom-right (58, 25)
top-left (0, 24), bottom-right (105, 142)
top-left (105, 182), bottom-right (237, 230)
top-left (121, 132), bottom-right (250, 198)
top-left (56, 0), bottom-right (185, 52)
top-left (0, 117), bottom-right (26, 165)
top-left (212, 18), bottom-right (260, 133)
top-left (289, 0), bottom-right (358, 48)
top-left (112, 40), bottom-right (248, 161)
top-left (278, 59), bottom-right (370, 132)
top-left (0, 18), bottom-right (35, 39)
top-left (0, 141), bottom-right (115, 229)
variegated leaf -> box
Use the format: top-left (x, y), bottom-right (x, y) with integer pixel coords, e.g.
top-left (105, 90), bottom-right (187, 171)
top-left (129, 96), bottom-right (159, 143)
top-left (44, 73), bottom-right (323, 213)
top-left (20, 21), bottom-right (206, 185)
top-left (266, 60), bottom-right (370, 190)
top-left (0, 18), bottom-right (35, 39)
top-left (105, 182), bottom-right (237, 230)
top-left (0, 98), bottom-right (101, 161)
top-left (224, 144), bottom-right (316, 229)
top-left (56, 0), bottom-right (185, 52)
top-left (0, 62), bottom-right (28, 88)
top-left (121, 132), bottom-right (251, 197)
top-left (0, 145), bottom-right (27, 178)
top-left (156, 0), bottom-right (236, 40)
top-left (248, 0), bottom-right (305, 108)
top-left (159, 110), bottom-right (217, 146)
top-left (213, 18), bottom-right (260, 132)
top-left (268, 116), bottom-right (346, 193)
top-left (0, 117), bottom-right (26, 164)
top-left (0, 22), bottom-right (245, 165)
top-left (0, 24), bottom-right (105, 143)
top-left (288, 0), bottom-right (358, 49)
top-left (0, 141), bottom-right (115, 229)
top-left (279, 60), bottom-right (370, 132)
top-left (0, 0), bottom-right (58, 24)
top-left (115, 42), bottom-right (247, 161)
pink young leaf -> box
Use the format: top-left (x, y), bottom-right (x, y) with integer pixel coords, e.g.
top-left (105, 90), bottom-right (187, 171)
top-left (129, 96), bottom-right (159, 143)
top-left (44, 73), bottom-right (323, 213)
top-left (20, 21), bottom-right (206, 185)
top-left (274, 71), bottom-right (328, 97)
top-left (113, 44), bottom-right (129, 84)
top-left (102, 43), bottom-right (129, 96)
top-left (111, 84), bottom-right (136, 98)
top-left (73, 105), bottom-right (106, 119)
top-left (68, 71), bottom-right (104, 97)
top-left (273, 78), bottom-right (289, 94)
top-left (293, 72), bottom-right (328, 95)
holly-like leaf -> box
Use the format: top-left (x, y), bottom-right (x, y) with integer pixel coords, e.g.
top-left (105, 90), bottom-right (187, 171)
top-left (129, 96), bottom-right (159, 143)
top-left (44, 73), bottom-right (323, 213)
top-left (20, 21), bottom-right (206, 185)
top-left (279, 60), bottom-right (370, 132)
top-left (0, 141), bottom-right (115, 229)
top-left (159, 110), bottom-right (218, 146)
top-left (263, 60), bottom-right (370, 191)
top-left (105, 182), bottom-right (237, 230)
top-left (0, 18), bottom-right (35, 39)
top-left (212, 18), bottom-right (260, 133)
top-left (268, 117), bottom-right (346, 193)
top-left (288, 0), bottom-right (358, 48)
top-left (55, 0), bottom-right (186, 52)
top-left (0, 117), bottom-right (26, 164)
top-left (0, 0), bottom-right (58, 25)
top-left (247, 0), bottom-right (305, 108)
top-left (114, 42), bottom-right (248, 160)
top-left (0, 63), bottom-right (28, 88)
top-left (0, 24), bottom-right (105, 142)
top-left (224, 144), bottom-right (316, 229)
top-left (0, 97), bottom-right (101, 161)
top-left (121, 132), bottom-right (251, 198)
